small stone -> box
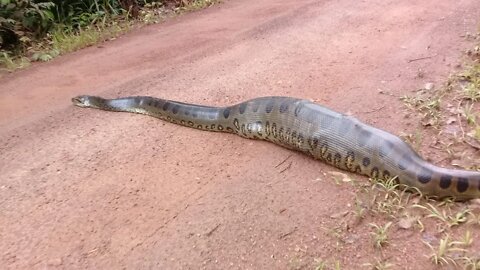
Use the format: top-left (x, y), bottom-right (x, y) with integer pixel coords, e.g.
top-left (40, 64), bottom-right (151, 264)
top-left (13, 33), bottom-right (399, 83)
top-left (424, 82), bottom-right (434, 90)
top-left (329, 211), bottom-right (349, 219)
top-left (470, 199), bottom-right (480, 207)
top-left (422, 232), bottom-right (438, 245)
top-left (397, 217), bottom-right (415, 229)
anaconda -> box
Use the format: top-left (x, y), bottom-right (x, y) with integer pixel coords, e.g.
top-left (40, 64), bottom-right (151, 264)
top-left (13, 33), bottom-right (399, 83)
top-left (72, 95), bottom-right (480, 200)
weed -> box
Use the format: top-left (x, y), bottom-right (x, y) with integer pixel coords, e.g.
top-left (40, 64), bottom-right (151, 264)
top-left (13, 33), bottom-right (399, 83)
top-left (400, 87), bottom-right (446, 128)
top-left (459, 64), bottom-right (480, 101)
top-left (453, 230), bottom-right (473, 247)
top-left (369, 222), bottom-right (392, 249)
top-left (413, 202), bottom-right (470, 228)
top-left (462, 256), bottom-right (480, 270)
top-left (313, 259), bottom-right (327, 270)
top-left (176, 0), bottom-right (220, 12)
top-left (363, 259), bottom-right (395, 270)
top-left (369, 176), bottom-right (418, 218)
top-left (467, 211), bottom-right (480, 226)
top-left (424, 234), bottom-right (468, 266)
top-left (463, 103), bottom-right (477, 126)
top-left (353, 197), bottom-right (367, 220)
top-left (0, 51), bottom-right (30, 71)
top-left (312, 258), bottom-right (342, 270)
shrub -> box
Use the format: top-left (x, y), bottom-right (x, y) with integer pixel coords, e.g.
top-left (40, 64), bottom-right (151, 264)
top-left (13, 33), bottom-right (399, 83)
top-left (0, 0), bottom-right (55, 49)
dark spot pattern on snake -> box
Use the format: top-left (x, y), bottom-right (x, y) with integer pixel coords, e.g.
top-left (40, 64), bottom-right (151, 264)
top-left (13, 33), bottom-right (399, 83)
top-left (294, 104), bottom-right (302, 117)
top-left (334, 153), bottom-right (342, 166)
top-left (439, 175), bottom-right (452, 189)
top-left (379, 141), bottom-right (394, 157)
top-left (457, 178), bottom-right (469, 193)
top-left (172, 105), bottom-right (180, 114)
top-left (271, 123), bottom-right (277, 138)
top-left (266, 100), bottom-right (274, 113)
top-left (252, 102), bottom-right (260, 113)
top-left (265, 121), bottom-right (271, 136)
top-left (162, 102), bottom-right (171, 111)
top-left (239, 103), bottom-right (247, 114)
top-left (233, 118), bottom-right (240, 130)
top-left (279, 101), bottom-right (289, 113)
top-left (345, 151), bottom-right (355, 170)
top-left (223, 108), bottom-right (231, 119)
top-left (398, 154), bottom-right (413, 171)
top-left (357, 129), bottom-right (372, 147)
top-left (362, 157), bottom-right (371, 167)
top-left (417, 167), bottom-right (433, 184)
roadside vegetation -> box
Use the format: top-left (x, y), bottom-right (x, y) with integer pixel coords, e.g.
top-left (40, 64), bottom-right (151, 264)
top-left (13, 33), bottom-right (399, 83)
top-left (369, 34), bottom-right (480, 269)
top-left (295, 33), bottom-right (480, 270)
top-left (0, 0), bottom-right (220, 71)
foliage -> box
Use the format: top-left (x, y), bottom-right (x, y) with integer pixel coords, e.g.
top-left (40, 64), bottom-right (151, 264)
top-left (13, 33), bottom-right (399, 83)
top-left (0, 0), bottom-right (55, 49)
top-left (0, 0), bottom-right (219, 70)
top-left (0, 0), bottom-right (195, 50)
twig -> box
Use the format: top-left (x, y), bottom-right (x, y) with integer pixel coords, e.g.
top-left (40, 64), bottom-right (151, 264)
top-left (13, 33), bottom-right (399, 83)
top-left (279, 227), bottom-right (297, 239)
top-left (275, 154), bottom-right (293, 168)
top-left (206, 224), bottom-right (221, 237)
top-left (361, 106), bottom-right (385, 114)
top-left (464, 138), bottom-right (480, 150)
top-left (456, 100), bottom-right (465, 139)
top-left (279, 161), bottom-right (292, 174)
top-left (407, 54), bottom-right (437, 63)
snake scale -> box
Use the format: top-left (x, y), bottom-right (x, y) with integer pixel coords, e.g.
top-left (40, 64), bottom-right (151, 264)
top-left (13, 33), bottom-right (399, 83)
top-left (72, 95), bottom-right (480, 200)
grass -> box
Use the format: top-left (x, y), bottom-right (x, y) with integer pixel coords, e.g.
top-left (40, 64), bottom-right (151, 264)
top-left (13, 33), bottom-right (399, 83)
top-left (400, 90), bottom-right (444, 128)
top-left (176, 0), bottom-right (219, 12)
top-left (413, 202), bottom-right (470, 229)
top-left (459, 63), bottom-right (480, 101)
top-left (369, 222), bottom-right (392, 249)
top-left (51, 19), bottom-right (133, 54)
top-left (0, 52), bottom-right (31, 71)
top-left (423, 231), bottom-right (476, 267)
top-left (312, 259), bottom-right (342, 270)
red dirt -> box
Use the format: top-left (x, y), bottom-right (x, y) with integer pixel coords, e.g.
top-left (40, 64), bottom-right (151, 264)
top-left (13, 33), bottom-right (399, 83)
top-left (1, 0), bottom-right (480, 269)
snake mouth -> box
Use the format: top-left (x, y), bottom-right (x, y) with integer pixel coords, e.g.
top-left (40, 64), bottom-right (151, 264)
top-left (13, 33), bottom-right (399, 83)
top-left (71, 95), bottom-right (90, 107)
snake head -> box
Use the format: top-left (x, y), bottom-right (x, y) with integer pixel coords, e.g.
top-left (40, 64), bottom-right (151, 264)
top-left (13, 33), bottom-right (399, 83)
top-left (72, 95), bottom-right (103, 108)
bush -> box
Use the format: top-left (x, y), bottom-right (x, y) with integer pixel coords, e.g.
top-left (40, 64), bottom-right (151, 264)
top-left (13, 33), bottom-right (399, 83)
top-left (0, 0), bottom-right (55, 49)
top-left (0, 0), bottom-right (205, 51)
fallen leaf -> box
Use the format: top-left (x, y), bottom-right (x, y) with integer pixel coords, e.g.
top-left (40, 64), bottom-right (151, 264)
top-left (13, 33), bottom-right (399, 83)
top-left (330, 211), bottom-right (349, 219)
top-left (451, 158), bottom-right (477, 169)
top-left (329, 171), bottom-right (352, 182)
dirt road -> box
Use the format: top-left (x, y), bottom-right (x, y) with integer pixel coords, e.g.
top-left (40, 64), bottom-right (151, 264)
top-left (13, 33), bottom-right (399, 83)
top-left (1, 0), bottom-right (480, 269)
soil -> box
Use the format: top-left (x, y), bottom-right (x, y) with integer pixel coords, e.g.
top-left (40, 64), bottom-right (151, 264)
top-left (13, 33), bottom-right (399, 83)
top-left (1, 0), bottom-right (480, 269)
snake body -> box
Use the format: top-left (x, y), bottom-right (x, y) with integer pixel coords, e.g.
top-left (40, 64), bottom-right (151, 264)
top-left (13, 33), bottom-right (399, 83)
top-left (72, 95), bottom-right (480, 200)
